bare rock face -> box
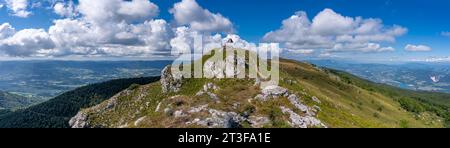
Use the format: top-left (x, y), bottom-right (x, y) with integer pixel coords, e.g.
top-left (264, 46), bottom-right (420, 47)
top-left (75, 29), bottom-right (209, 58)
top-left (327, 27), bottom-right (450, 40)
top-left (183, 106), bottom-right (246, 128)
top-left (280, 106), bottom-right (326, 128)
top-left (255, 85), bottom-right (289, 101)
top-left (252, 84), bottom-right (326, 128)
top-left (161, 66), bottom-right (183, 93)
top-left (69, 90), bottom-right (131, 128)
top-left (262, 85), bottom-right (289, 97)
top-left (69, 112), bottom-right (89, 128)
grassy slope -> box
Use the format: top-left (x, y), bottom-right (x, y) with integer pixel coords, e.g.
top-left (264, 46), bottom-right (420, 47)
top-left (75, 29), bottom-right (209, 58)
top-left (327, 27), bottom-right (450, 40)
top-left (328, 67), bottom-right (450, 127)
top-left (82, 57), bottom-right (447, 128)
top-left (0, 77), bottom-right (160, 128)
top-left (279, 59), bottom-right (444, 127)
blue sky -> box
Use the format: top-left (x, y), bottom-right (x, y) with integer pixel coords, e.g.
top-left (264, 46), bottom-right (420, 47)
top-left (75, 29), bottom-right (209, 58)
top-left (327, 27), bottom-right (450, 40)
top-left (0, 0), bottom-right (449, 62)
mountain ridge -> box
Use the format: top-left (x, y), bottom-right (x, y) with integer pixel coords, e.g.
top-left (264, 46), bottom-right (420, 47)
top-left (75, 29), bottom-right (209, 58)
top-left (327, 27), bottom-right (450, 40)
top-left (68, 49), bottom-right (450, 128)
top-left (0, 77), bottom-right (160, 128)
top-left (0, 91), bottom-right (42, 110)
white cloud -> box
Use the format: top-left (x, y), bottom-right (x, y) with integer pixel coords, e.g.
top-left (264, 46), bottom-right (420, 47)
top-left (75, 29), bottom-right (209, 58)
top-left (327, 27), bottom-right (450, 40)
top-left (327, 43), bottom-right (395, 53)
top-left (0, 28), bottom-right (55, 56)
top-left (169, 26), bottom-right (278, 57)
top-left (311, 9), bottom-right (354, 35)
top-left (442, 32), bottom-right (450, 37)
top-left (263, 8), bottom-right (407, 54)
top-left (78, 0), bottom-right (159, 24)
top-left (0, 0), bottom-right (173, 58)
top-left (287, 49), bottom-right (315, 55)
top-left (170, 0), bottom-right (234, 33)
top-left (53, 1), bottom-right (77, 18)
top-left (46, 0), bottom-right (170, 57)
top-left (5, 0), bottom-right (32, 18)
top-left (409, 56), bottom-right (450, 63)
top-left (405, 44), bottom-right (432, 52)
top-left (0, 23), bottom-right (15, 39)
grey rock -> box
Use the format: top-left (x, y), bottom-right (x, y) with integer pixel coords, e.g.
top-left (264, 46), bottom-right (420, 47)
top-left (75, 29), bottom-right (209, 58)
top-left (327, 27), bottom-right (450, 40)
top-left (188, 105), bottom-right (209, 113)
top-left (280, 106), bottom-right (326, 128)
top-left (262, 85), bottom-right (289, 97)
top-left (312, 105), bottom-right (321, 114)
top-left (207, 92), bottom-right (220, 101)
top-left (195, 90), bottom-right (205, 96)
top-left (164, 108), bottom-right (172, 115)
top-left (69, 112), bottom-right (89, 128)
top-left (248, 116), bottom-right (270, 128)
top-left (188, 109), bottom-right (245, 128)
top-left (161, 66), bottom-right (183, 93)
top-left (205, 83), bottom-right (219, 91)
top-left (312, 96), bottom-right (321, 104)
top-left (174, 110), bottom-right (187, 118)
top-left (288, 94), bottom-right (309, 113)
top-left (255, 85), bottom-right (289, 101)
top-left (232, 102), bottom-right (240, 110)
top-left (134, 117), bottom-right (146, 126)
top-left (69, 90), bottom-right (128, 128)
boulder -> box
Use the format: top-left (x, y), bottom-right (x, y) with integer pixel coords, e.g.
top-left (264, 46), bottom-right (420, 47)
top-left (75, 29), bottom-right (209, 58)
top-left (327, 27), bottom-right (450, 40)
top-left (174, 110), bottom-right (187, 118)
top-left (161, 66), bottom-right (183, 93)
top-left (186, 108), bottom-right (245, 128)
top-left (262, 85), bottom-right (289, 97)
top-left (255, 85), bottom-right (289, 101)
top-left (312, 96), bottom-right (321, 104)
top-left (287, 94), bottom-right (309, 113)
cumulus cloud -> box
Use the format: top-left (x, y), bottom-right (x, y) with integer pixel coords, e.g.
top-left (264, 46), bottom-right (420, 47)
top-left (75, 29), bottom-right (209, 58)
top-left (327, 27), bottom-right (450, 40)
top-left (0, 23), bottom-right (15, 39)
top-left (170, 27), bottom-right (244, 54)
top-left (47, 0), bottom-right (170, 57)
top-left (5, 0), bottom-right (32, 18)
top-left (53, 1), bottom-right (77, 18)
top-left (170, 0), bottom-right (234, 33)
top-left (169, 26), bottom-right (278, 57)
top-left (263, 8), bottom-right (406, 54)
top-left (78, 0), bottom-right (159, 25)
top-left (0, 28), bottom-right (55, 56)
top-left (0, 0), bottom-right (173, 57)
top-left (327, 43), bottom-right (395, 53)
top-left (405, 44), bottom-right (432, 52)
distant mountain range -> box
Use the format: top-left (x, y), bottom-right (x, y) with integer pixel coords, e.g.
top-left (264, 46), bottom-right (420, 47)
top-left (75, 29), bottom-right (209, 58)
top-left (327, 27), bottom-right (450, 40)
top-left (0, 60), bottom-right (172, 100)
top-left (309, 60), bottom-right (450, 93)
